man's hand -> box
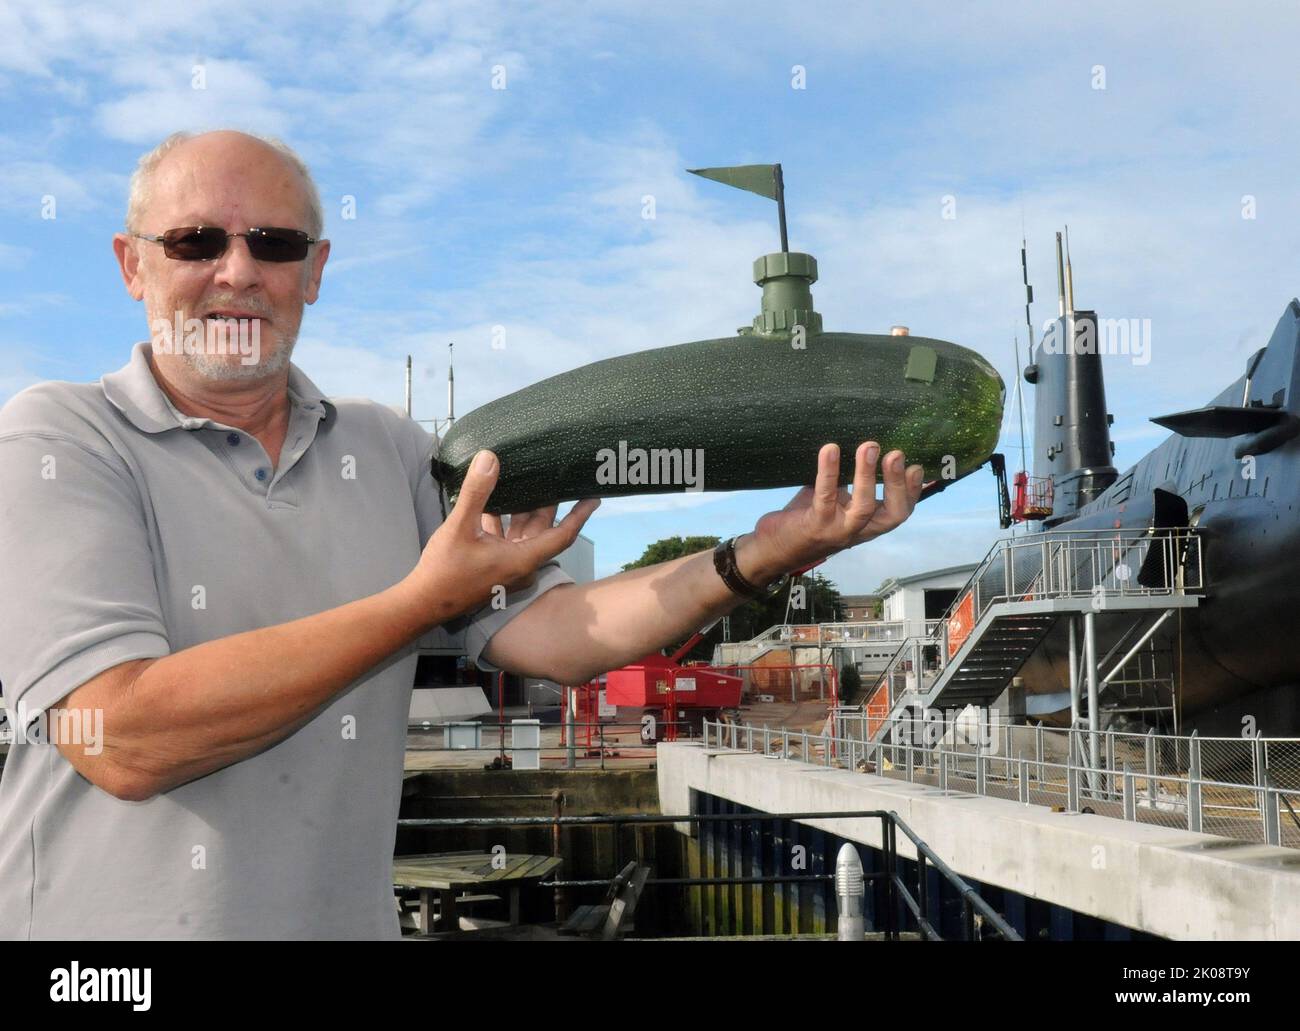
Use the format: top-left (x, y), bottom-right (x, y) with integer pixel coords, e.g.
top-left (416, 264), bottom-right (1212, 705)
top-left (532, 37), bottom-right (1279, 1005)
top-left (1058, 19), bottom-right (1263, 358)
top-left (402, 449), bottom-right (599, 625)
top-left (479, 497), bottom-right (569, 592)
top-left (737, 441), bottom-right (924, 584)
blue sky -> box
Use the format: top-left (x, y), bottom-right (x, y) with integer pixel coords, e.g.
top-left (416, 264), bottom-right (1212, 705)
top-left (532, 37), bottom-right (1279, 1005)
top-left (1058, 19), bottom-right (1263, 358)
top-left (4, 1), bottom-right (1300, 592)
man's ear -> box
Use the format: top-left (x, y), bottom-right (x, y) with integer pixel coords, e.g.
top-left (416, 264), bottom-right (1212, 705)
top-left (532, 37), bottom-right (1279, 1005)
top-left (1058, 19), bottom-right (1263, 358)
top-left (304, 238), bottom-right (330, 305)
top-left (112, 233), bottom-right (147, 301)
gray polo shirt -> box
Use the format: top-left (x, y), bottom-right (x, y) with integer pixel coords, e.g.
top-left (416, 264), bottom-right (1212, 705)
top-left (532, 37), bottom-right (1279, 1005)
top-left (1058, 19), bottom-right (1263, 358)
top-left (0, 341), bottom-right (573, 940)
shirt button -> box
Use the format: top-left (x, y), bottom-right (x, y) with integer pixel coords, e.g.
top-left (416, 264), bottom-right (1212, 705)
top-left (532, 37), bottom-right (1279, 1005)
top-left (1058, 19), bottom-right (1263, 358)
top-left (227, 433), bottom-right (241, 446)
top-left (255, 468), bottom-right (269, 482)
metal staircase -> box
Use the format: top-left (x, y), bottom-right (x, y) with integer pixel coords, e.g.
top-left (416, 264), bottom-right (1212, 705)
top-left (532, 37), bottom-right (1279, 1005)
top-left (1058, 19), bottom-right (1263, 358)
top-left (941, 613), bottom-right (1057, 708)
top-left (859, 527), bottom-right (1205, 743)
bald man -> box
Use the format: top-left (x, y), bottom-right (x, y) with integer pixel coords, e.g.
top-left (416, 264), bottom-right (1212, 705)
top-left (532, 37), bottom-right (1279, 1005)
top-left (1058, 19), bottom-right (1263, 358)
top-left (0, 130), bottom-right (923, 939)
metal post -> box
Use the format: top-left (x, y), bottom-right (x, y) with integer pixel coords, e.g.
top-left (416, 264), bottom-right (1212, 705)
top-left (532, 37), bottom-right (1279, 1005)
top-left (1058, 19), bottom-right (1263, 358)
top-left (1253, 734), bottom-right (1267, 825)
top-left (975, 737), bottom-right (987, 795)
top-left (1067, 734), bottom-right (1080, 812)
top-left (906, 738), bottom-right (915, 783)
top-left (1084, 610), bottom-right (1101, 796)
top-left (565, 685), bottom-right (576, 769)
top-left (939, 748), bottom-right (949, 792)
top-left (1068, 616), bottom-right (1080, 726)
top-left (1187, 732), bottom-right (1203, 833)
top-left (1263, 788), bottom-right (1281, 847)
top-left (1018, 753), bottom-right (1029, 803)
top-left (1035, 723), bottom-right (1044, 783)
top-left (1122, 763), bottom-right (1136, 821)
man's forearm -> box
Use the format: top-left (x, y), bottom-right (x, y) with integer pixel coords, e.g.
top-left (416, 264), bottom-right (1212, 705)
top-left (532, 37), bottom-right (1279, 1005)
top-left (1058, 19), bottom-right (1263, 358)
top-left (489, 535), bottom-right (785, 684)
top-left (66, 576), bottom-right (452, 799)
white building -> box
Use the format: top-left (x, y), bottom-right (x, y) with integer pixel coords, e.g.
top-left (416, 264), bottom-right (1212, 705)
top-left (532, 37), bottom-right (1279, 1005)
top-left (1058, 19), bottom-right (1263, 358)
top-left (876, 563), bottom-right (979, 631)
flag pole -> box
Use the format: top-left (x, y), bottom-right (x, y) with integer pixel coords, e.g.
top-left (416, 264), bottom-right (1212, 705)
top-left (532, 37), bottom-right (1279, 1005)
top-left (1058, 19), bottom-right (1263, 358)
top-left (774, 163), bottom-right (789, 252)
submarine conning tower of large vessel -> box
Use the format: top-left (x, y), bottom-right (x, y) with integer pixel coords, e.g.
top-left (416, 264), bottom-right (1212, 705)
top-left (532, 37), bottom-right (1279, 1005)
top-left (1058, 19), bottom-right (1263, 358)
top-left (1024, 232), bottom-right (1118, 523)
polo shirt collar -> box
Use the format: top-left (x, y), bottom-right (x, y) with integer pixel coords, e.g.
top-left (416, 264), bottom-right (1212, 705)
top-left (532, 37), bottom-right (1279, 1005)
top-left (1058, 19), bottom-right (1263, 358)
top-left (102, 341), bottom-right (332, 434)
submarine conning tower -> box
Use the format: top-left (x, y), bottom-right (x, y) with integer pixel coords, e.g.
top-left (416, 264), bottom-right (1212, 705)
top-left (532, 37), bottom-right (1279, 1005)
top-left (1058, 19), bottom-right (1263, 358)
top-left (737, 251), bottom-right (824, 336)
top-left (1024, 232), bottom-right (1118, 524)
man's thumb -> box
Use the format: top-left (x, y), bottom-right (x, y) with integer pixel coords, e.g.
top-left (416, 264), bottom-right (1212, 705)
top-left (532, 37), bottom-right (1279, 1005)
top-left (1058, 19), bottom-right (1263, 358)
top-left (452, 450), bottom-right (499, 519)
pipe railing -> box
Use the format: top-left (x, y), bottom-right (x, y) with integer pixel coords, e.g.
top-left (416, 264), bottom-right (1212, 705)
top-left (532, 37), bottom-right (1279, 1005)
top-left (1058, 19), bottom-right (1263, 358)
top-left (399, 808), bottom-right (1019, 941)
top-left (703, 717), bottom-right (1300, 849)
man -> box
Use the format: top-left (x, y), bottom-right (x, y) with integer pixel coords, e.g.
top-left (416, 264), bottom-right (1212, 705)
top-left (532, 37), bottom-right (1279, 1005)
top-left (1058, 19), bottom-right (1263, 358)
top-left (0, 130), bottom-right (924, 939)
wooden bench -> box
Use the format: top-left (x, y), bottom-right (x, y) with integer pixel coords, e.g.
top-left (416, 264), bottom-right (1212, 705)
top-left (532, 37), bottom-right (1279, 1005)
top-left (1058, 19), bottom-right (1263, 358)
top-left (557, 861), bottom-right (650, 940)
top-left (393, 851), bottom-right (563, 935)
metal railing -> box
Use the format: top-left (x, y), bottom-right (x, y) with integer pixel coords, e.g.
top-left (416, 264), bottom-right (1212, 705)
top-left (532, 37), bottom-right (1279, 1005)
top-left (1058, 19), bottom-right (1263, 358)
top-left (858, 528), bottom-right (1205, 722)
top-left (704, 715), bottom-right (1300, 849)
top-left (399, 808), bottom-right (1019, 941)
top-left (713, 620), bottom-right (941, 665)
top-left (407, 719), bottom-right (680, 768)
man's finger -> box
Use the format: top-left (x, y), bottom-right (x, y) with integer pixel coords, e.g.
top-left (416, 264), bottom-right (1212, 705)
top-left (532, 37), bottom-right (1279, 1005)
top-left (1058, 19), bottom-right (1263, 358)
top-left (516, 498), bottom-right (600, 567)
top-left (482, 512), bottom-right (505, 537)
top-left (907, 464), bottom-right (925, 504)
top-left (508, 504), bottom-right (558, 541)
top-left (877, 450), bottom-right (913, 527)
top-left (846, 442), bottom-right (880, 524)
top-left (811, 443), bottom-right (841, 519)
top-left (449, 450), bottom-right (499, 530)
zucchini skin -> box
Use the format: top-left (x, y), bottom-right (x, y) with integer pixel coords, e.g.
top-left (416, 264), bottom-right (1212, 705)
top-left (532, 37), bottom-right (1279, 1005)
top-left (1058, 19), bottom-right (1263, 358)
top-left (434, 332), bottom-right (1004, 514)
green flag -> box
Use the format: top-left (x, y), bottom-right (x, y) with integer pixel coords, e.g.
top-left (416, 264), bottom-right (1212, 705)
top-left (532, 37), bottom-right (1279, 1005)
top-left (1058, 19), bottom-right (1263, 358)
top-left (687, 164), bottom-right (779, 201)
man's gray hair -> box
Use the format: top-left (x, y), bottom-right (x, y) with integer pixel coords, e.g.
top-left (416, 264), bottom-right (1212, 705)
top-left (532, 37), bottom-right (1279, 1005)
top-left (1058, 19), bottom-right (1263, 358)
top-left (124, 130), bottom-right (324, 237)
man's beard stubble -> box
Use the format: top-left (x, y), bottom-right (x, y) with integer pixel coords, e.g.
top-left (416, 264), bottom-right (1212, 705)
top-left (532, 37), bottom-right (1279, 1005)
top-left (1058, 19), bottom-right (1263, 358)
top-left (180, 331), bottom-right (296, 382)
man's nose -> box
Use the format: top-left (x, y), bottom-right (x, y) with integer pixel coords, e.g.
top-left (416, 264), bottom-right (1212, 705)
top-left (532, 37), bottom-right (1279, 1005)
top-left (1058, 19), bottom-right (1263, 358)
top-left (211, 235), bottom-right (263, 292)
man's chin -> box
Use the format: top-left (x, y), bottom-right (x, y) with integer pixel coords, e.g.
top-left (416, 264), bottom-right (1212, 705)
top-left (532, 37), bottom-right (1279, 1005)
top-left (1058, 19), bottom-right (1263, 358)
top-left (179, 341), bottom-right (294, 382)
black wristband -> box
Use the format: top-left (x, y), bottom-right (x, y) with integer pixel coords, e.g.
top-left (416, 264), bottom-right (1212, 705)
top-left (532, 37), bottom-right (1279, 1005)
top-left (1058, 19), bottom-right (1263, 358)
top-left (713, 536), bottom-right (787, 601)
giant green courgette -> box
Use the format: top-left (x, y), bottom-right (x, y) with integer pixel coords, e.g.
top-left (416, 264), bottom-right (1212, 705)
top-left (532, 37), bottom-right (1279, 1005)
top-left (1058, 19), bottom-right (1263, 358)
top-left (434, 252), bottom-right (1004, 514)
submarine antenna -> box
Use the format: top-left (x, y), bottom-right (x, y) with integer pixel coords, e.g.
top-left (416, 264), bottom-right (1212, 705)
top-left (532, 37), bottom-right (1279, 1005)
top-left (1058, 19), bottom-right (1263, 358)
top-left (447, 342), bottom-right (455, 426)
top-left (1018, 238), bottom-right (1035, 475)
top-left (1064, 224), bottom-right (1076, 315)
top-left (1013, 334), bottom-right (1029, 476)
top-left (1055, 231), bottom-right (1066, 317)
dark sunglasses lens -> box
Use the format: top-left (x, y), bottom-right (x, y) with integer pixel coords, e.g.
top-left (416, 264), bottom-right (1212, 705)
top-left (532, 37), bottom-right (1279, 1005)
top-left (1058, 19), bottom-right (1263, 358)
top-left (248, 228), bottom-right (310, 262)
top-left (162, 227), bottom-right (227, 260)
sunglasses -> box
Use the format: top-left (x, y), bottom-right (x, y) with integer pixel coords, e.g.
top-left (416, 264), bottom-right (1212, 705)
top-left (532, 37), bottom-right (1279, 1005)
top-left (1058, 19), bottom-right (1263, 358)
top-left (132, 226), bottom-right (317, 262)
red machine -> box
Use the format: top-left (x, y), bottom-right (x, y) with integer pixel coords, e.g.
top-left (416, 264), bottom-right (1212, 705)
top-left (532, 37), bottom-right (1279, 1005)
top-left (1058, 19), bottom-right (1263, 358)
top-left (1011, 471), bottom-right (1054, 522)
top-left (605, 629), bottom-right (743, 741)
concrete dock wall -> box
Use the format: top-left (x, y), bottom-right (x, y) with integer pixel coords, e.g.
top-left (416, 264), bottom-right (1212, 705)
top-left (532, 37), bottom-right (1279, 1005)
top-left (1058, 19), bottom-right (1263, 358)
top-left (657, 741), bottom-right (1300, 940)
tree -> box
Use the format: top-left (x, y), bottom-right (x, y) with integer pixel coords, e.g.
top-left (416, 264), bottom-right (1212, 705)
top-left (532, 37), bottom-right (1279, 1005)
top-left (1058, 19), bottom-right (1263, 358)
top-left (621, 535), bottom-right (720, 571)
top-left (840, 662), bottom-right (862, 705)
top-left (619, 536), bottom-right (848, 661)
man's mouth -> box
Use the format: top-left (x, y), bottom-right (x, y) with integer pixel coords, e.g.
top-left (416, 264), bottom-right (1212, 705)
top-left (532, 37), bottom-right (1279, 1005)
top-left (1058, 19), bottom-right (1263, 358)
top-left (203, 309), bottom-right (268, 323)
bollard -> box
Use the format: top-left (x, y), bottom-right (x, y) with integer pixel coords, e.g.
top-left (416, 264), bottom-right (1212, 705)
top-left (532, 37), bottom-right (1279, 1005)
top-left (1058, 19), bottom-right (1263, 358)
top-left (835, 843), bottom-right (866, 941)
